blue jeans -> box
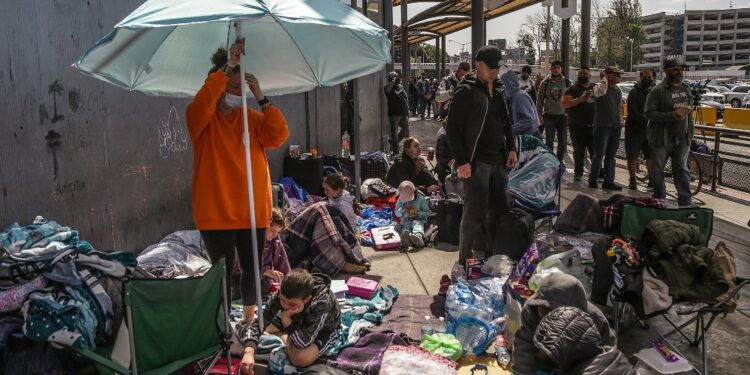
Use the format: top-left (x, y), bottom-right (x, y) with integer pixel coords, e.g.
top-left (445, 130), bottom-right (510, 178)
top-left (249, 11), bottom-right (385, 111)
top-left (400, 219), bottom-right (425, 237)
top-left (589, 126), bottom-right (621, 185)
top-left (543, 114), bottom-right (568, 162)
top-left (651, 136), bottom-right (692, 206)
top-left (417, 96), bottom-right (426, 116)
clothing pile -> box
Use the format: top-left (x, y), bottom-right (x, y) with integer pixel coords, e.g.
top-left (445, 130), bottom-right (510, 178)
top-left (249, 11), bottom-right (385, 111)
top-left (554, 193), bottom-right (665, 234)
top-left (136, 230), bottom-right (211, 278)
top-left (0, 216), bottom-right (146, 352)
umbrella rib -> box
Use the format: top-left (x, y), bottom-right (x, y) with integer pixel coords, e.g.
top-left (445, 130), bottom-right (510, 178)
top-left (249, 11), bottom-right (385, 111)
top-left (91, 28), bottom-right (151, 74)
top-left (267, 15), bottom-right (319, 84)
top-left (130, 27), bottom-right (179, 89)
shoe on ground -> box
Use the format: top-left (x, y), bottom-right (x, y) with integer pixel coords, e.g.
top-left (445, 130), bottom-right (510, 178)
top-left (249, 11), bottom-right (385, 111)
top-left (574, 174), bottom-right (583, 181)
top-left (628, 177), bottom-right (637, 190)
top-left (401, 230), bottom-right (411, 248)
top-left (602, 182), bottom-right (623, 191)
top-left (588, 181), bottom-right (598, 189)
top-left (409, 233), bottom-right (425, 248)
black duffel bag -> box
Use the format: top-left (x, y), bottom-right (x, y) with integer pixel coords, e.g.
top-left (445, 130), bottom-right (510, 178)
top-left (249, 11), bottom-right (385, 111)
top-left (491, 208), bottom-right (535, 260)
top-left (436, 193), bottom-right (463, 245)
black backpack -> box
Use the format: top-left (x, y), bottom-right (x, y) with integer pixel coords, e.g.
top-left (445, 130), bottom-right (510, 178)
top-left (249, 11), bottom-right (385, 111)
top-left (491, 208), bottom-right (535, 260)
top-left (437, 193), bottom-right (464, 245)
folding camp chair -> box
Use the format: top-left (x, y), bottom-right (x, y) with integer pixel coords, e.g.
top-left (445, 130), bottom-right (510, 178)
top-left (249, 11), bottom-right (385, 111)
top-left (612, 205), bottom-right (745, 375)
top-left (70, 260), bottom-right (232, 375)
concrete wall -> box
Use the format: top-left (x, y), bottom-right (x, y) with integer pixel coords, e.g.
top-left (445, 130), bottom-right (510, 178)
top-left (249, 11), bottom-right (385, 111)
top-left (0, 1), bottom-right (383, 252)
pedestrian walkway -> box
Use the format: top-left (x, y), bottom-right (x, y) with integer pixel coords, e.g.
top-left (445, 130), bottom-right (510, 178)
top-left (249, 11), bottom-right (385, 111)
top-left (354, 116), bottom-right (750, 374)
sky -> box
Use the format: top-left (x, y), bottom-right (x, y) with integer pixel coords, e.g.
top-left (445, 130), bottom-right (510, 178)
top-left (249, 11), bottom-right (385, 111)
top-left (392, 0), bottom-right (750, 55)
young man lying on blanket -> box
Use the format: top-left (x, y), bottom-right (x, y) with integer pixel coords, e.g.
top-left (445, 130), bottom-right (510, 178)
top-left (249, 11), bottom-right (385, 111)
top-left (235, 269), bottom-right (341, 374)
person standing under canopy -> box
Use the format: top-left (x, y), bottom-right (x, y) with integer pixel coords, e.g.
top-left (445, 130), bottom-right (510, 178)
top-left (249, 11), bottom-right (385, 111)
top-left (186, 37), bottom-right (289, 324)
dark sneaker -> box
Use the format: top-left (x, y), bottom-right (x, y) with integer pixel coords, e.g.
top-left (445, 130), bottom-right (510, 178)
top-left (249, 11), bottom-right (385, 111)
top-left (401, 230), bottom-right (411, 248)
top-left (574, 174), bottom-right (583, 181)
top-left (628, 177), bottom-right (637, 190)
top-left (588, 181), bottom-right (598, 189)
top-left (602, 182), bottom-right (623, 191)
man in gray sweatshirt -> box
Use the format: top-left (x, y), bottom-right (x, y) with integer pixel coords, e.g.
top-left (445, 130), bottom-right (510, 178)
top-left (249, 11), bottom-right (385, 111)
top-left (536, 60), bottom-right (571, 162)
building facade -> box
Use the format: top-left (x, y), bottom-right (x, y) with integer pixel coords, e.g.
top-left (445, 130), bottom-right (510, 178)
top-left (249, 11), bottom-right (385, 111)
top-left (638, 7), bottom-right (750, 71)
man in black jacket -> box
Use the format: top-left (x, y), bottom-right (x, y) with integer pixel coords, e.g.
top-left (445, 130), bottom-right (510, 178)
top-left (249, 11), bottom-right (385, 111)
top-left (446, 45), bottom-right (518, 264)
top-left (384, 71), bottom-right (410, 155)
top-left (625, 68), bottom-right (655, 190)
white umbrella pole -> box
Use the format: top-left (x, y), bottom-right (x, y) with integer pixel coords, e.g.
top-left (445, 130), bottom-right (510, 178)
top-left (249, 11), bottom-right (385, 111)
top-left (236, 22), bottom-right (264, 331)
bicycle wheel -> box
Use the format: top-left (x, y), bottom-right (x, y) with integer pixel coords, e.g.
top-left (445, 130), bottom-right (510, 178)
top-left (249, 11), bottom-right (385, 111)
top-left (688, 151), bottom-right (702, 197)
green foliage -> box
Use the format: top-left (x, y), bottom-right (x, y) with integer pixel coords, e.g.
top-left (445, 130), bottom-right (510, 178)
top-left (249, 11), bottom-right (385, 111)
top-left (517, 31), bottom-right (537, 66)
top-left (594, 0), bottom-right (647, 70)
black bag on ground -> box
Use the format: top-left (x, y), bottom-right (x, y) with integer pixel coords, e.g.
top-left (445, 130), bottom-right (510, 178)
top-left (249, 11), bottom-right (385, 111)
top-left (492, 208), bottom-right (535, 260)
top-left (437, 193), bottom-right (463, 245)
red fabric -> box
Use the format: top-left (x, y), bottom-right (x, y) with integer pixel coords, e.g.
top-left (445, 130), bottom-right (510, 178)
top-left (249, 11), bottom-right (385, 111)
top-left (209, 358), bottom-right (241, 375)
top-left (365, 196), bottom-right (399, 223)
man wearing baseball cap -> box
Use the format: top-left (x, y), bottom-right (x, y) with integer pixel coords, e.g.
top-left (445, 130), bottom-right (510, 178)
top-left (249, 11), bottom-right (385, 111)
top-left (644, 59), bottom-right (694, 206)
top-left (589, 66), bottom-right (625, 190)
top-left (536, 60), bottom-right (572, 162)
top-left (446, 45), bottom-right (517, 264)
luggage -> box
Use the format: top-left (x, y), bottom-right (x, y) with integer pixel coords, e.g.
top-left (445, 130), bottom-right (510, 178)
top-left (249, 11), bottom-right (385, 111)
top-left (272, 183), bottom-right (286, 208)
top-left (443, 174), bottom-right (463, 198)
top-left (371, 226), bottom-right (402, 250)
top-left (346, 276), bottom-right (379, 299)
top-left (492, 208), bottom-right (535, 260)
top-left (368, 179), bottom-right (397, 197)
top-left (283, 156), bottom-right (325, 196)
top-left (436, 194), bottom-right (463, 245)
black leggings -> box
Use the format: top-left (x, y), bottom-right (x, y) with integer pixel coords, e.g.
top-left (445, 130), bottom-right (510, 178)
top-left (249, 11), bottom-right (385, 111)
top-left (200, 228), bottom-right (266, 306)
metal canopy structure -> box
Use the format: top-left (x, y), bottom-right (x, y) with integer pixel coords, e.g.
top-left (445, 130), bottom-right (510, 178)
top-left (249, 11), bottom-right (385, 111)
top-left (394, 0), bottom-right (544, 47)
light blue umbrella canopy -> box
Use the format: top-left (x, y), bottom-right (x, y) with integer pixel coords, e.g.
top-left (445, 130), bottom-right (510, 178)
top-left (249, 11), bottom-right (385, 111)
top-left (73, 0), bottom-right (392, 97)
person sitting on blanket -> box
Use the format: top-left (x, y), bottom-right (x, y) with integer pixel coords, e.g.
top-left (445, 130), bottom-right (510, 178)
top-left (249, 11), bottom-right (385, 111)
top-left (395, 181), bottom-right (430, 249)
top-left (322, 174), bottom-right (359, 233)
top-left (511, 272), bottom-right (615, 375)
top-left (261, 208), bottom-right (291, 296)
top-left (238, 269), bottom-right (341, 374)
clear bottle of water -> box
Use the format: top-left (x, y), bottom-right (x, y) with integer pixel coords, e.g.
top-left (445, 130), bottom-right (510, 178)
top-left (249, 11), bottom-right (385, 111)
top-left (341, 131), bottom-right (351, 158)
top-left (450, 262), bottom-right (466, 283)
top-left (435, 317), bottom-right (447, 333)
top-left (421, 316), bottom-right (433, 339)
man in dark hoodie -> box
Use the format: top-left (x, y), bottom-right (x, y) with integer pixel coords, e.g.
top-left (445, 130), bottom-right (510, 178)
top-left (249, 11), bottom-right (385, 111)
top-left (446, 45), bottom-right (517, 265)
top-left (511, 273), bottom-right (615, 375)
top-left (384, 71), bottom-right (410, 155)
top-left (501, 69), bottom-right (541, 137)
top-left (626, 68), bottom-right (656, 190)
top-left (532, 306), bottom-right (634, 375)
top-left (237, 269), bottom-right (341, 374)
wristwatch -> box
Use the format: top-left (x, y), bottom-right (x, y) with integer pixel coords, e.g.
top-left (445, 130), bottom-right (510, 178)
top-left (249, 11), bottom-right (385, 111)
top-left (257, 96), bottom-right (270, 109)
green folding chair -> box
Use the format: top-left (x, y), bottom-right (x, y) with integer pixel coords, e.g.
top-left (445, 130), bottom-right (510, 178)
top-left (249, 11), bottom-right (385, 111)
top-left (71, 260), bottom-right (232, 375)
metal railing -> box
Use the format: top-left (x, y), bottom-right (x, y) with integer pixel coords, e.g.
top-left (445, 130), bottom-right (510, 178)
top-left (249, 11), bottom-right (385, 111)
top-left (614, 125), bottom-right (750, 196)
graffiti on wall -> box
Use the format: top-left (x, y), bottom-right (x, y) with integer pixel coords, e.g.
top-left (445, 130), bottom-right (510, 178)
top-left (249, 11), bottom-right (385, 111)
top-left (158, 106), bottom-right (189, 159)
top-left (48, 80), bottom-right (65, 123)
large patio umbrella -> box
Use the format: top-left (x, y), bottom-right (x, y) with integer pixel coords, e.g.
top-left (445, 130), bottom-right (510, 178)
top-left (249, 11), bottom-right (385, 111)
top-left (73, 0), bottom-right (391, 330)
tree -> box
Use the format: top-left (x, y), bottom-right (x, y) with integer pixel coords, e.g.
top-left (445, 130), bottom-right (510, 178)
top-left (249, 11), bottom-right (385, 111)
top-left (593, 0), bottom-right (647, 70)
top-left (517, 31), bottom-right (537, 65)
top-left (421, 43), bottom-right (449, 63)
top-left (48, 80), bottom-right (65, 123)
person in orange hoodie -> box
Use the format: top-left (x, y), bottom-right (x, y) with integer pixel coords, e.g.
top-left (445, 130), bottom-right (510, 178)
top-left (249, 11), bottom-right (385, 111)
top-left (186, 38), bottom-right (289, 323)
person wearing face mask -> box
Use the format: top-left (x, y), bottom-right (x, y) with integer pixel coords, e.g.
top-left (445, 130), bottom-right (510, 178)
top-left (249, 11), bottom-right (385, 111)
top-left (186, 38), bottom-right (290, 324)
top-left (537, 61), bottom-right (572, 163)
top-left (562, 67), bottom-right (596, 181)
top-left (644, 60), bottom-right (695, 206)
top-left (446, 45), bottom-right (518, 265)
top-left (625, 68), bottom-right (656, 190)
top-left (589, 66), bottom-right (625, 191)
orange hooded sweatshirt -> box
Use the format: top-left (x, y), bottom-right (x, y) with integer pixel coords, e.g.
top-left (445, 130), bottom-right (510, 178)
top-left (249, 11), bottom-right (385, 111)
top-left (186, 72), bottom-right (289, 230)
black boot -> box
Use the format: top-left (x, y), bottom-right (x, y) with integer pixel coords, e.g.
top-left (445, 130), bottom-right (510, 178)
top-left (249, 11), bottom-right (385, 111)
top-left (628, 177), bottom-right (637, 190)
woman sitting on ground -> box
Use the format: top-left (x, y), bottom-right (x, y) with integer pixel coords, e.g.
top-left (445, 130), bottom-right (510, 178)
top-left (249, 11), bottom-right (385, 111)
top-left (261, 208), bottom-right (291, 296)
top-left (385, 137), bottom-right (441, 194)
top-left (322, 174), bottom-right (359, 233)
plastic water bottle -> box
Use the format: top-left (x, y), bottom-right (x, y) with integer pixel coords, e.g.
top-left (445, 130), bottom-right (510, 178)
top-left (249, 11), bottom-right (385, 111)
top-left (450, 262), bottom-right (466, 283)
top-left (341, 131), bottom-right (351, 158)
top-left (494, 335), bottom-right (511, 366)
top-left (421, 316), bottom-right (434, 339)
top-left (435, 317), bottom-right (447, 333)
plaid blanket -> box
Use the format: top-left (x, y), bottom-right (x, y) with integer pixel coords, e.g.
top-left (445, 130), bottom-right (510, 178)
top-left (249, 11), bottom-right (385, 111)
top-left (601, 194), bottom-right (665, 232)
top-left (286, 202), bottom-right (368, 276)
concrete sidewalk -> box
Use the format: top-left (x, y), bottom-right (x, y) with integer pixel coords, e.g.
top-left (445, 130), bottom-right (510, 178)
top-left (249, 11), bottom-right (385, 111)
top-left (355, 116), bottom-right (750, 374)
